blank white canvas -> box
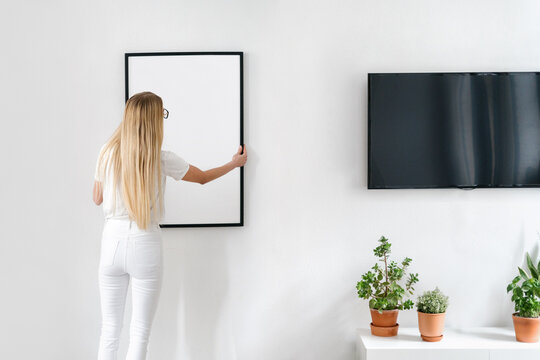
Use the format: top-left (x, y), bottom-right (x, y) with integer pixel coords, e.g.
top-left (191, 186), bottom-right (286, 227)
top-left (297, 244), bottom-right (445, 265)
top-left (127, 54), bottom-right (242, 226)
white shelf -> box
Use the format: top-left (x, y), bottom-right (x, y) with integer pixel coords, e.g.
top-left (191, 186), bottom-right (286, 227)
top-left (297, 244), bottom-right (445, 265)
top-left (356, 327), bottom-right (540, 360)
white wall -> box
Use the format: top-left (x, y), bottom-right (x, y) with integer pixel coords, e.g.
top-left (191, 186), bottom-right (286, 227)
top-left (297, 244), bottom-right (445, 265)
top-left (2, 0), bottom-right (540, 359)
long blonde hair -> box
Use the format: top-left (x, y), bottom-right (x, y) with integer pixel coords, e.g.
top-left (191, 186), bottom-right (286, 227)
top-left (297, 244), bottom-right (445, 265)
top-left (96, 91), bottom-right (164, 230)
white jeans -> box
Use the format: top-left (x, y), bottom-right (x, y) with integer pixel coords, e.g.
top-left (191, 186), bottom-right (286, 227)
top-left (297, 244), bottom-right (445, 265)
top-left (97, 218), bottom-right (163, 360)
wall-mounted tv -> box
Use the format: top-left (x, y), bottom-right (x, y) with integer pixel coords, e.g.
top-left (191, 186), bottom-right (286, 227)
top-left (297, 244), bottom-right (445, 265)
top-left (368, 72), bottom-right (540, 189)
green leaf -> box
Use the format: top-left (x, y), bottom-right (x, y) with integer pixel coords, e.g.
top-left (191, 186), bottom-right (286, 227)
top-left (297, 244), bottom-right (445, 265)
top-left (519, 267), bottom-right (529, 281)
top-left (526, 253), bottom-right (539, 279)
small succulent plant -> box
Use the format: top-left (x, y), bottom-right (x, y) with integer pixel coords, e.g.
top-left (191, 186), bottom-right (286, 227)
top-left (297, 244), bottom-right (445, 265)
top-left (416, 287), bottom-right (449, 314)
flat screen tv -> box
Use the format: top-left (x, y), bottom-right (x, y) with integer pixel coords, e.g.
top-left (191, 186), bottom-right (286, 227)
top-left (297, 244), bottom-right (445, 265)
top-left (368, 72), bottom-right (540, 189)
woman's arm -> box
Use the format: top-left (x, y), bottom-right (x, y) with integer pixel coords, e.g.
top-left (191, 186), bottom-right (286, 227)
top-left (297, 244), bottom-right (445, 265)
top-left (182, 145), bottom-right (248, 185)
top-left (93, 181), bottom-right (103, 205)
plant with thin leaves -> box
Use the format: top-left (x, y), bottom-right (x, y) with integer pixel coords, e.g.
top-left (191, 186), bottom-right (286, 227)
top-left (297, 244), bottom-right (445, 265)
top-left (506, 252), bottom-right (540, 318)
top-left (416, 287), bottom-right (449, 314)
top-left (356, 236), bottom-right (419, 313)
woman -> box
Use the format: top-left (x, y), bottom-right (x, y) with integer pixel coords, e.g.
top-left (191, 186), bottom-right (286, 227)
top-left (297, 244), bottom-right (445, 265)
top-left (92, 91), bottom-right (247, 360)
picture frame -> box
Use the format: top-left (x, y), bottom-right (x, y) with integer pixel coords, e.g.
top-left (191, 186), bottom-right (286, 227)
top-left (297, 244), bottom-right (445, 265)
top-left (125, 51), bottom-right (244, 227)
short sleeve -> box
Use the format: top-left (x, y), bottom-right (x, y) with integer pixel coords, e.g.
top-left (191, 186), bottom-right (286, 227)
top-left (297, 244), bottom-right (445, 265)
top-left (162, 150), bottom-right (190, 180)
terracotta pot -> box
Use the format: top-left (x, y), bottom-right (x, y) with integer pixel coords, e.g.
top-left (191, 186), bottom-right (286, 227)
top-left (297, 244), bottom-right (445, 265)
top-left (512, 313), bottom-right (540, 343)
top-left (418, 311), bottom-right (446, 342)
top-left (370, 308), bottom-right (399, 327)
top-left (369, 309), bottom-right (400, 337)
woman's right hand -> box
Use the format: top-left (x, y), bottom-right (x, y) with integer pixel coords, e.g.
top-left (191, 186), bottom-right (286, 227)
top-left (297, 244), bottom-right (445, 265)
top-left (232, 145), bottom-right (247, 168)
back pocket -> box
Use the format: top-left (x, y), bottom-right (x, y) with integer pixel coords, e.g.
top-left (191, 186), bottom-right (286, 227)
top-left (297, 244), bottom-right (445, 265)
top-left (100, 237), bottom-right (121, 267)
top-left (133, 239), bottom-right (161, 268)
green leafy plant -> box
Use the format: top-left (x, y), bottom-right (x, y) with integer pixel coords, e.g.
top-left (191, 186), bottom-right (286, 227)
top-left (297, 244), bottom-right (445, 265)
top-left (507, 252), bottom-right (540, 318)
top-left (356, 236), bottom-right (419, 313)
top-left (416, 287), bottom-right (449, 314)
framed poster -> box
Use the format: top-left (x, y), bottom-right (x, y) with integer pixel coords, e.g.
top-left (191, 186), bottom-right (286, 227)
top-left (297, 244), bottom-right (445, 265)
top-left (125, 52), bottom-right (244, 227)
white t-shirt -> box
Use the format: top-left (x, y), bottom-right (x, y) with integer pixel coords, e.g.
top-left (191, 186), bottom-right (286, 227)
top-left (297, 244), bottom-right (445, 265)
top-left (94, 145), bottom-right (190, 223)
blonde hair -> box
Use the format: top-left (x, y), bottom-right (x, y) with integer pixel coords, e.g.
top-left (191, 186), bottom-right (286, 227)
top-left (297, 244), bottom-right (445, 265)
top-left (96, 91), bottom-right (164, 230)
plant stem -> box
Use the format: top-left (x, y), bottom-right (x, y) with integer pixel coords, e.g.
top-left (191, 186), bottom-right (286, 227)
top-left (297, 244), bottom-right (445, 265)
top-left (384, 252), bottom-right (388, 297)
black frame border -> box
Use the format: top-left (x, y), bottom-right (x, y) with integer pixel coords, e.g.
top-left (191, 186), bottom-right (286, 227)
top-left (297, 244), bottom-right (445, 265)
top-left (125, 51), bottom-right (244, 227)
top-left (367, 71), bottom-right (540, 190)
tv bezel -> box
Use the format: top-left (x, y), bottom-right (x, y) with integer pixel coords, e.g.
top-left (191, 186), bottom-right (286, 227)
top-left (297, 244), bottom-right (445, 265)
top-left (367, 71), bottom-right (540, 190)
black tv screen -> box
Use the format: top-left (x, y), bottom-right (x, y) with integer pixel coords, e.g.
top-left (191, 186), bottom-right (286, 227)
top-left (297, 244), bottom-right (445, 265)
top-left (368, 72), bottom-right (540, 189)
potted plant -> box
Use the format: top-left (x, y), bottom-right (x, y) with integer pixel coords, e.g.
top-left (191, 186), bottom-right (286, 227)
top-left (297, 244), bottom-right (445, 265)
top-left (507, 252), bottom-right (540, 343)
top-left (416, 287), bottom-right (448, 342)
top-left (356, 236), bottom-right (419, 337)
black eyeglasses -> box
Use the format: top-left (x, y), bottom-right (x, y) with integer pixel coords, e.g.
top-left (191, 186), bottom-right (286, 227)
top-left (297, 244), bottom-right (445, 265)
top-left (163, 108), bottom-right (169, 119)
